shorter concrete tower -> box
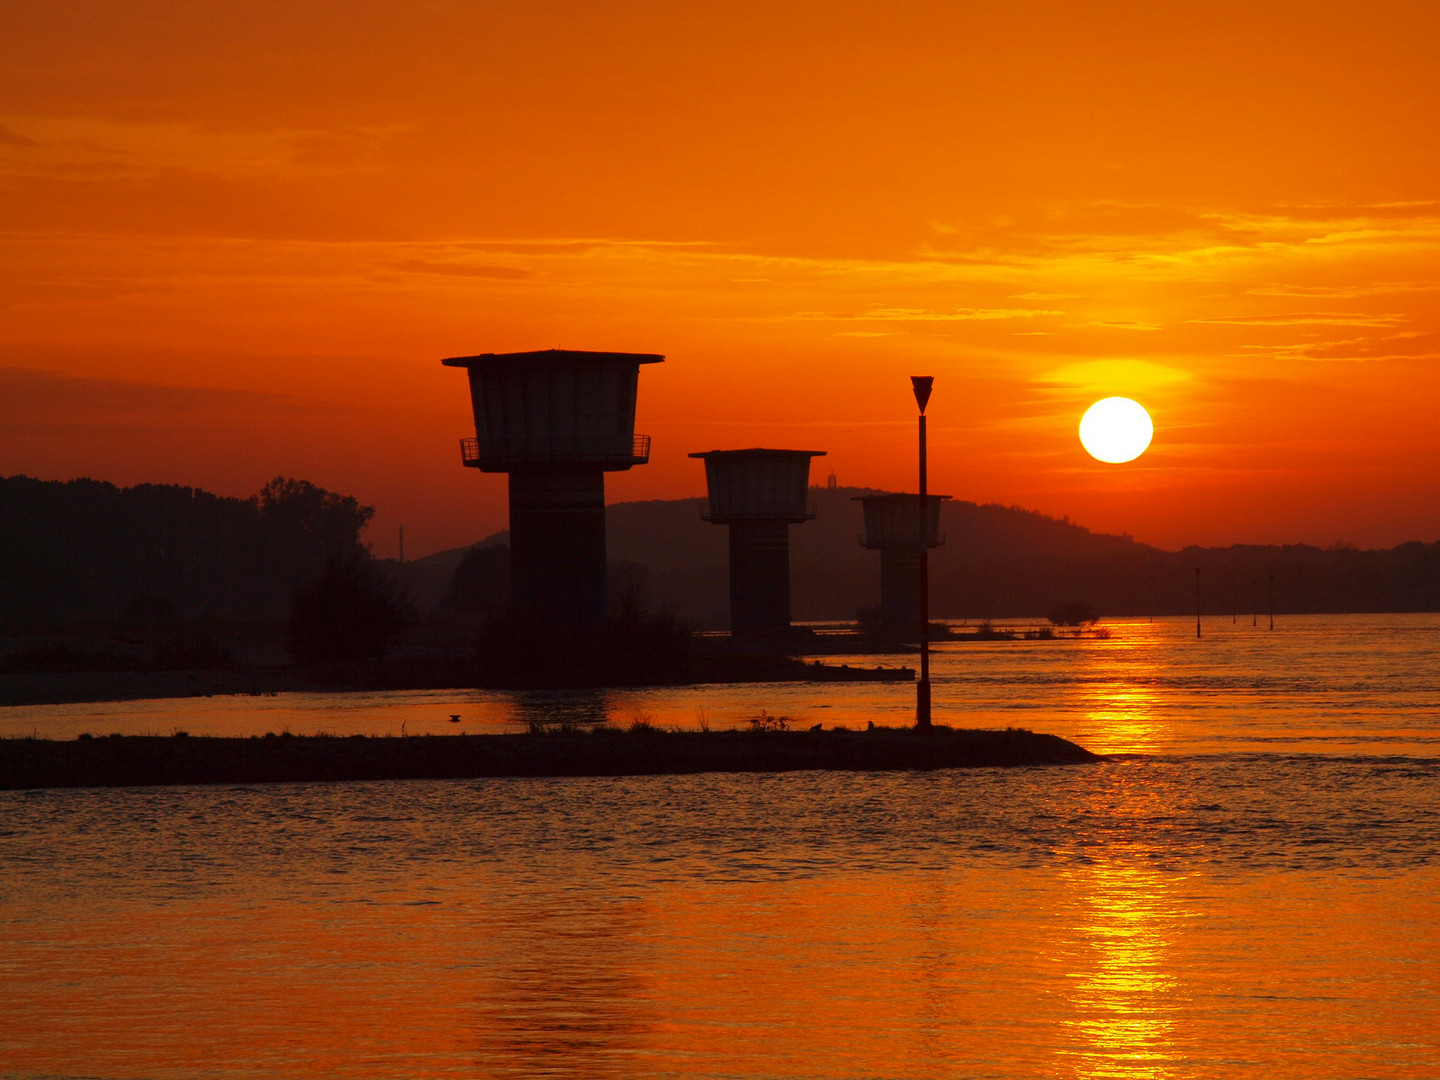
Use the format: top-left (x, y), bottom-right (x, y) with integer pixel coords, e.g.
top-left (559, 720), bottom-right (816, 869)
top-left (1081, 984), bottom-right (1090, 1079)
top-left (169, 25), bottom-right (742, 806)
top-left (690, 448), bottom-right (825, 636)
top-left (444, 348), bottom-right (663, 626)
top-left (857, 493), bottom-right (950, 632)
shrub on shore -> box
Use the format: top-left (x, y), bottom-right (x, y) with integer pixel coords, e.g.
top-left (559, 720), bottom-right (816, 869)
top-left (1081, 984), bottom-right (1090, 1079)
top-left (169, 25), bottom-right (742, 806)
top-left (288, 554), bottom-right (414, 664)
top-left (473, 601), bottom-right (695, 689)
top-left (1048, 600), bottom-right (1100, 627)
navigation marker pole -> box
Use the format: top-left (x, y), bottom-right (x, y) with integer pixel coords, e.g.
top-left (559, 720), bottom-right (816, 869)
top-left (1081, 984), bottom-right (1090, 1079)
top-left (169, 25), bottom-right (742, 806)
top-left (1195, 566), bottom-right (1202, 639)
top-left (912, 376), bottom-right (934, 732)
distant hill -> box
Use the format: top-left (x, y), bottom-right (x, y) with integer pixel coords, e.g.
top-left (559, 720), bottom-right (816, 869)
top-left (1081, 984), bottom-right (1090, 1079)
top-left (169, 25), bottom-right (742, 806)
top-left (407, 486), bottom-right (1440, 623)
top-left (599, 486), bottom-right (1156, 622)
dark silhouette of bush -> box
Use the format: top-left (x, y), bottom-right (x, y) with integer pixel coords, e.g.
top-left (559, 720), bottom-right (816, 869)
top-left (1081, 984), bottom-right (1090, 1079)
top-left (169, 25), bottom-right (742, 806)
top-left (970, 621), bottom-right (1015, 640)
top-left (1048, 600), bottom-right (1099, 626)
top-left (288, 555), bottom-right (414, 664)
top-left (474, 600), bottom-right (694, 688)
top-left (255, 476), bottom-right (374, 583)
top-left (442, 543), bottom-right (511, 613)
top-left (747, 710), bottom-right (791, 732)
top-left (854, 605), bottom-right (956, 641)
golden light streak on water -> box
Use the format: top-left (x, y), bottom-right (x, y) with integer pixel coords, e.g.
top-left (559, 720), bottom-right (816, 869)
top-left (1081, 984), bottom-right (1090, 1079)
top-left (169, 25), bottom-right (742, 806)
top-left (1076, 681), bottom-right (1164, 757)
top-left (1059, 858), bottom-right (1187, 1079)
top-left (1066, 622), bottom-right (1169, 755)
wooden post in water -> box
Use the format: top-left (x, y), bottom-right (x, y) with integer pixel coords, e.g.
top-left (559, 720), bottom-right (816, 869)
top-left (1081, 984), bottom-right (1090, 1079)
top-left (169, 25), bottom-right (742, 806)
top-left (1269, 572), bottom-right (1275, 630)
top-left (1195, 566), bottom-right (1202, 639)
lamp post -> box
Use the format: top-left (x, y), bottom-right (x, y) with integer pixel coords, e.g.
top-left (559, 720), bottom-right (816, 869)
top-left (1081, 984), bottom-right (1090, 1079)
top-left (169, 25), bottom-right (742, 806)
top-left (911, 375), bottom-right (934, 731)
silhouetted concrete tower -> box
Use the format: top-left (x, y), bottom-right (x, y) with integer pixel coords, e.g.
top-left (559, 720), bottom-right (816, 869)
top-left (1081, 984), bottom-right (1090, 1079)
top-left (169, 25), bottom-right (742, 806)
top-left (444, 348), bottom-right (663, 626)
top-left (690, 448), bottom-right (825, 636)
top-left (857, 493), bottom-right (950, 632)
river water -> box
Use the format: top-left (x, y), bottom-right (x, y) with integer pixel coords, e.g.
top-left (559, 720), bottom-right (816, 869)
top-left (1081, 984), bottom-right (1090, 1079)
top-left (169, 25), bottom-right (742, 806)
top-left (2, 614), bottom-right (1438, 1078)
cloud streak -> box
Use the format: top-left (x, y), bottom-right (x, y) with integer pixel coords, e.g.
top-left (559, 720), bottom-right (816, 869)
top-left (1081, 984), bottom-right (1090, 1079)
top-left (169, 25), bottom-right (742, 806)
top-left (1191, 312), bottom-right (1408, 328)
top-left (1248, 281), bottom-right (1440, 298)
top-left (792, 307), bottom-right (1063, 322)
top-left (387, 259), bottom-right (534, 280)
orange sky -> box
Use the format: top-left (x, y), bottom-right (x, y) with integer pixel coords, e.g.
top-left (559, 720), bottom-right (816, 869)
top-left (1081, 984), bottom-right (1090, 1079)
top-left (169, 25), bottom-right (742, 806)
top-left (3, 0), bottom-right (1439, 557)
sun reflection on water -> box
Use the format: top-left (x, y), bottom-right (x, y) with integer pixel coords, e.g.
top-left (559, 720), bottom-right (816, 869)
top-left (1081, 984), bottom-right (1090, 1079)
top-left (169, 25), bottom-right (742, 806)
top-left (1071, 624), bottom-right (1169, 755)
top-left (1059, 858), bottom-right (1188, 1079)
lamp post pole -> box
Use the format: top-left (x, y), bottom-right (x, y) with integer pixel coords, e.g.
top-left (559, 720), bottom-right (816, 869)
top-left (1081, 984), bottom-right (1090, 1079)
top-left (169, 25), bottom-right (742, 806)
top-left (911, 376), bottom-right (934, 732)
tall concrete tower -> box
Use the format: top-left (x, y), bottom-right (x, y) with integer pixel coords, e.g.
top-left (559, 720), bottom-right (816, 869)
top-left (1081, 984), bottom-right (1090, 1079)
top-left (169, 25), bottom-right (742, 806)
top-left (690, 448), bottom-right (825, 636)
top-left (444, 348), bottom-right (663, 626)
top-left (857, 493), bottom-right (950, 632)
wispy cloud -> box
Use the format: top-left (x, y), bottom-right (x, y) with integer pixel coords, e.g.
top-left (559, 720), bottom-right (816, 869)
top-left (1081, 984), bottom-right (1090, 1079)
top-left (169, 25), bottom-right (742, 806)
top-left (1241, 332), bottom-right (1440, 363)
top-left (455, 238), bottom-right (726, 256)
top-left (387, 259), bottom-right (534, 279)
top-left (1248, 281), bottom-right (1440, 298)
top-left (1085, 320), bottom-right (1164, 331)
top-left (793, 306), bottom-right (1062, 322)
top-left (1034, 359), bottom-right (1194, 397)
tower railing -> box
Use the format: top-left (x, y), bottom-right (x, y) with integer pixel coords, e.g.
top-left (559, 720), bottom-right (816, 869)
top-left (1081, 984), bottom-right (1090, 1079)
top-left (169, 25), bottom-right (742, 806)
top-left (460, 434), bottom-right (651, 468)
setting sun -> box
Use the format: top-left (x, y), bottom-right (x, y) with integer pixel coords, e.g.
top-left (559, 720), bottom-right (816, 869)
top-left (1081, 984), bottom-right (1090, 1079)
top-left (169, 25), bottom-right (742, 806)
top-left (1079, 398), bottom-right (1154, 464)
top-left (3, 2), bottom-right (1440, 555)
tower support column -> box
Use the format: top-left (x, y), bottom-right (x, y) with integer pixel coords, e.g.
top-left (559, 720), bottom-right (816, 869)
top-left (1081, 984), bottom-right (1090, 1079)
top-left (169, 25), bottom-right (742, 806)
top-left (877, 546), bottom-right (923, 631)
top-left (507, 466), bottom-right (607, 626)
top-left (728, 521), bottom-right (792, 635)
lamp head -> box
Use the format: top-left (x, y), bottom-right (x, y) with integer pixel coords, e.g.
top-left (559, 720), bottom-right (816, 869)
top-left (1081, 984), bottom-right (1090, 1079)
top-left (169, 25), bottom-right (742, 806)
top-left (910, 375), bottom-right (934, 414)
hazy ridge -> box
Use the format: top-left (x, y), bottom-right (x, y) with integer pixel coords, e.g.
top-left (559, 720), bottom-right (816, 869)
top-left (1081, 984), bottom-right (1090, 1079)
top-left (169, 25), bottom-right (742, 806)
top-left (406, 486), bottom-right (1440, 623)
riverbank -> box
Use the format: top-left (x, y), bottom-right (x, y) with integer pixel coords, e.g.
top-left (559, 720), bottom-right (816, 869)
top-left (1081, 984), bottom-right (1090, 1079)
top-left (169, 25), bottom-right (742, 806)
top-left (0, 727), bottom-right (1098, 789)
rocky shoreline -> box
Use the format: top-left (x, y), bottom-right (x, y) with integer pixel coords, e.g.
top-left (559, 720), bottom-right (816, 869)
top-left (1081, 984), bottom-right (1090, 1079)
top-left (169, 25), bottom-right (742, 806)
top-left (0, 727), bottom-right (1099, 790)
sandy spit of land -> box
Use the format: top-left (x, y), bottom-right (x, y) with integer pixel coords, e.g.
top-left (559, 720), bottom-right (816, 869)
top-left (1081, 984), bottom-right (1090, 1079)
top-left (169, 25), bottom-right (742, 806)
top-left (0, 727), bottom-right (1099, 790)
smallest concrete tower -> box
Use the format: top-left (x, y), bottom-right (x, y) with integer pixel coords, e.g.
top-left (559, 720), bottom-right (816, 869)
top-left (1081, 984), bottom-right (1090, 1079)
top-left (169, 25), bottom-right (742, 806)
top-left (690, 448), bottom-right (825, 636)
top-left (857, 493), bottom-right (950, 633)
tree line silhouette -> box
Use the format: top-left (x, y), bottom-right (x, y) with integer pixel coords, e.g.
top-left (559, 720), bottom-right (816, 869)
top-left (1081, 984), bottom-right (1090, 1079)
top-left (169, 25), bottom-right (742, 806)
top-left (5, 474), bottom-right (1439, 637)
top-left (1, 480), bottom-right (406, 665)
